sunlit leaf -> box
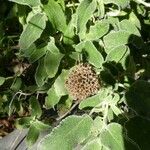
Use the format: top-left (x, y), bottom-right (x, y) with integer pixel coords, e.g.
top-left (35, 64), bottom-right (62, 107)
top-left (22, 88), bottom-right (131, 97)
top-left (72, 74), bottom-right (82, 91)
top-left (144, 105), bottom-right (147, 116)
top-left (37, 115), bottom-right (93, 150)
top-left (54, 70), bottom-right (68, 96)
top-left (44, 40), bottom-right (64, 78)
top-left (103, 31), bottom-right (131, 53)
top-left (35, 58), bottom-right (48, 87)
top-left (77, 0), bottom-right (97, 38)
top-left (86, 21), bottom-right (109, 41)
top-left (9, 0), bottom-right (41, 7)
top-left (44, 0), bottom-right (67, 32)
top-left (45, 86), bottom-right (61, 109)
top-left (84, 41), bottom-right (104, 68)
top-left (19, 13), bottom-right (47, 50)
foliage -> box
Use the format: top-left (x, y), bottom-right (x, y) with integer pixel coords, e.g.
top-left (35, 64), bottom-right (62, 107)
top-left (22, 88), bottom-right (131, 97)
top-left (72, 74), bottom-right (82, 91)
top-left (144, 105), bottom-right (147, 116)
top-left (0, 0), bottom-right (150, 149)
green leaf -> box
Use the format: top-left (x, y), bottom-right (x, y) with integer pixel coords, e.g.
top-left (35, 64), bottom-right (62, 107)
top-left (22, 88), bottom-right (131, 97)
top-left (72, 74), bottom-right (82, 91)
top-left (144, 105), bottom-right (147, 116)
top-left (32, 120), bottom-right (50, 131)
top-left (45, 86), bottom-right (61, 109)
top-left (9, 0), bottom-right (41, 7)
top-left (19, 13), bottom-right (46, 50)
top-left (44, 0), bottom-right (67, 32)
top-left (106, 45), bottom-right (127, 62)
top-left (100, 123), bottom-right (124, 150)
top-left (90, 117), bottom-right (103, 137)
top-left (15, 117), bottom-right (33, 129)
top-left (125, 116), bottom-right (150, 150)
top-left (63, 14), bottom-right (77, 45)
top-left (77, 0), bottom-right (97, 37)
top-left (35, 58), bottom-right (48, 87)
top-left (20, 43), bottom-right (36, 57)
top-left (54, 70), bottom-right (68, 96)
top-left (10, 78), bottom-right (22, 91)
top-left (28, 45), bottom-right (47, 63)
top-left (84, 41), bottom-right (104, 68)
top-left (103, 31), bottom-right (131, 53)
top-left (129, 11), bottom-right (141, 29)
top-left (26, 124), bottom-right (40, 146)
top-left (79, 94), bottom-right (101, 109)
top-left (119, 20), bottom-right (140, 36)
top-left (29, 96), bottom-right (42, 118)
top-left (38, 115), bottom-right (93, 150)
top-left (81, 138), bottom-right (102, 150)
top-left (44, 40), bottom-right (64, 78)
top-left (126, 80), bottom-right (150, 117)
top-left (86, 21), bottom-right (109, 41)
top-left (0, 77), bottom-right (5, 86)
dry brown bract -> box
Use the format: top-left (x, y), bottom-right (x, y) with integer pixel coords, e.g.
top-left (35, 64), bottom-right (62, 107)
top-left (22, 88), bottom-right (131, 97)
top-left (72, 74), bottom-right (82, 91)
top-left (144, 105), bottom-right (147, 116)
top-left (65, 63), bottom-right (100, 101)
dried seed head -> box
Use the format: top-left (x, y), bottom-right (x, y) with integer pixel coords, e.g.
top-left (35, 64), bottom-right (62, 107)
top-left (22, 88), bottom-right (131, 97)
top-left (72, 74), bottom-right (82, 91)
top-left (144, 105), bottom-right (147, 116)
top-left (65, 63), bottom-right (100, 101)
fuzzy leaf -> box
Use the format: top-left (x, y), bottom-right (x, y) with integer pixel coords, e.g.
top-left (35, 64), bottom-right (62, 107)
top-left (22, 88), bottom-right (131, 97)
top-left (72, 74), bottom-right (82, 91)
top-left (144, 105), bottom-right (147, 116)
top-left (28, 45), bottom-right (47, 63)
top-left (19, 13), bottom-right (46, 50)
top-left (44, 41), bottom-right (64, 78)
top-left (35, 58), bottom-right (48, 87)
top-left (79, 94), bottom-right (101, 109)
top-left (106, 45), bottom-right (127, 62)
top-left (54, 70), bottom-right (68, 96)
top-left (9, 0), bottom-right (41, 7)
top-left (45, 86), bottom-right (61, 109)
top-left (81, 138), bottom-right (102, 150)
top-left (63, 14), bottom-right (77, 45)
top-left (38, 115), bottom-right (93, 150)
top-left (100, 123), bottom-right (124, 150)
top-left (119, 20), bottom-right (140, 36)
top-left (86, 21), bottom-right (109, 41)
top-left (84, 41), bottom-right (104, 68)
top-left (103, 31), bottom-right (131, 53)
top-left (44, 0), bottom-right (67, 32)
top-left (77, 0), bottom-right (97, 37)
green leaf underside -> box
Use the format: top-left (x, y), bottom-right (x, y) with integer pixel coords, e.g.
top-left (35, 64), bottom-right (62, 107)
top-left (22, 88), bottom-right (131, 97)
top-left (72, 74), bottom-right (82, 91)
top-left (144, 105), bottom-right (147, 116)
top-left (38, 115), bottom-right (93, 150)
top-left (19, 13), bottom-right (46, 50)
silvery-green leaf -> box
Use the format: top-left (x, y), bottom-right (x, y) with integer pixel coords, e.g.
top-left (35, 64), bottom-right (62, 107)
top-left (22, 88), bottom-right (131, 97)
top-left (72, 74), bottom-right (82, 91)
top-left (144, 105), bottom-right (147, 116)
top-left (38, 115), bottom-right (93, 150)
